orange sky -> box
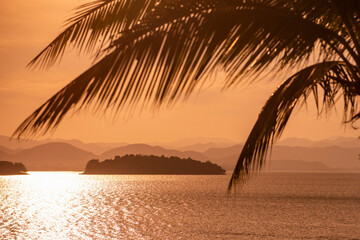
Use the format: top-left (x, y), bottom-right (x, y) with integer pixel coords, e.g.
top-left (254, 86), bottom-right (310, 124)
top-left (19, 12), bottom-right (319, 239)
top-left (0, 0), bottom-right (358, 144)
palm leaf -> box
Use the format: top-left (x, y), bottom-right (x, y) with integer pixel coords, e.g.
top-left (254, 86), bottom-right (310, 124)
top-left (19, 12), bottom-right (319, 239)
top-left (14, 0), bottom-right (358, 139)
top-left (29, 0), bottom-right (158, 68)
top-left (228, 61), bottom-right (360, 191)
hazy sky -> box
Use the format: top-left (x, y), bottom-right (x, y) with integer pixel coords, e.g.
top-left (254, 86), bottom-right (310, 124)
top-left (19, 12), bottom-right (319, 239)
top-left (0, 0), bottom-right (358, 144)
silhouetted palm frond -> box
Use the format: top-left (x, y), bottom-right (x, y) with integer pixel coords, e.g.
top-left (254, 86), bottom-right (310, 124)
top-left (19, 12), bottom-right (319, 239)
top-left (30, 0), bottom-right (158, 68)
top-left (228, 61), bottom-right (360, 191)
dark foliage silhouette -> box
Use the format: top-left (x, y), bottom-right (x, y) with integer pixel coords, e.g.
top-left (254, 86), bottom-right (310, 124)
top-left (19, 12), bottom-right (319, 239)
top-left (0, 161), bottom-right (27, 175)
top-left (13, 0), bottom-right (360, 190)
top-left (83, 154), bottom-right (226, 174)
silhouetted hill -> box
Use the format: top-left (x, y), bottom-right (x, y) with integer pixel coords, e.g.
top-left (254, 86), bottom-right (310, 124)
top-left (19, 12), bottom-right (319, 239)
top-left (158, 137), bottom-right (235, 149)
top-left (48, 139), bottom-right (107, 155)
top-left (88, 142), bottom-right (128, 155)
top-left (178, 142), bottom-right (234, 152)
top-left (0, 146), bottom-right (22, 154)
top-left (0, 136), bottom-right (358, 172)
top-left (265, 160), bottom-right (335, 172)
top-left (0, 161), bottom-right (27, 175)
top-left (271, 145), bottom-right (360, 169)
top-left (10, 142), bottom-right (97, 170)
top-left (0, 148), bottom-right (11, 161)
top-left (313, 137), bottom-right (360, 148)
top-left (277, 136), bottom-right (360, 148)
top-left (83, 154), bottom-right (225, 175)
top-left (203, 144), bottom-right (242, 159)
top-left (208, 155), bottom-right (238, 170)
top-left (45, 139), bottom-right (126, 155)
top-left (0, 142), bottom-right (211, 171)
top-left (203, 145), bottom-right (360, 171)
top-left (276, 137), bottom-right (315, 147)
top-left (0, 135), bottom-right (40, 150)
top-left (0, 135), bottom-right (123, 155)
top-left (100, 144), bottom-right (209, 162)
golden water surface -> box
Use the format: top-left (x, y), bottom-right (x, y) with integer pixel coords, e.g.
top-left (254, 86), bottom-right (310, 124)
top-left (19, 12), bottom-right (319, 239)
top-left (1, 172), bottom-right (359, 239)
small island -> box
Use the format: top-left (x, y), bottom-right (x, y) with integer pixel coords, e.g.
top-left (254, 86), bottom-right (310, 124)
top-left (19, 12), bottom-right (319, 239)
top-left (82, 154), bottom-right (226, 175)
top-left (0, 161), bottom-right (28, 175)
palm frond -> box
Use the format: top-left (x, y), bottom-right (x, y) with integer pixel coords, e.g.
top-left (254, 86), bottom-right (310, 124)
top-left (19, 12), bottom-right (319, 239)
top-left (107, 0), bottom-right (359, 88)
top-left (330, 0), bottom-right (360, 61)
top-left (15, 0), bottom-right (359, 139)
top-left (228, 61), bottom-right (360, 191)
top-left (29, 0), bottom-right (158, 68)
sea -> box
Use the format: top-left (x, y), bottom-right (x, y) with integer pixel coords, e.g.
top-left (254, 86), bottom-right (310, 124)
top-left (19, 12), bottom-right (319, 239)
top-left (0, 172), bottom-right (359, 239)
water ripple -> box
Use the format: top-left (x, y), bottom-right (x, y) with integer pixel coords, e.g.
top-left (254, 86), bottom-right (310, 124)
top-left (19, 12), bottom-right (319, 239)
top-left (0, 172), bottom-right (359, 239)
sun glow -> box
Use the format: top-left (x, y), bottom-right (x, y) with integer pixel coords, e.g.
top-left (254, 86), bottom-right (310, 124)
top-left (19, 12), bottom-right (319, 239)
top-left (26, 171), bottom-right (82, 184)
top-left (0, 172), bottom-right (86, 239)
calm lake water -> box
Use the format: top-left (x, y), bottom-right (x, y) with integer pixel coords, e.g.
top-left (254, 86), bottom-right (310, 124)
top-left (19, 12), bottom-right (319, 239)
top-left (0, 172), bottom-right (359, 239)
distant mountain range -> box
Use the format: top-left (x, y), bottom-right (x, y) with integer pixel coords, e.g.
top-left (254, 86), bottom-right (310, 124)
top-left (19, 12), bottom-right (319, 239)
top-left (0, 135), bottom-right (359, 172)
top-left (157, 137), bottom-right (236, 151)
top-left (276, 136), bottom-right (360, 148)
top-left (204, 144), bottom-right (360, 170)
top-left (0, 135), bottom-right (126, 155)
top-left (0, 142), bottom-right (96, 170)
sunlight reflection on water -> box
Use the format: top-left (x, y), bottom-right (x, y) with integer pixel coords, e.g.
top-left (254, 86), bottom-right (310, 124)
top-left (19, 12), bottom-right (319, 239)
top-left (0, 172), bottom-right (359, 239)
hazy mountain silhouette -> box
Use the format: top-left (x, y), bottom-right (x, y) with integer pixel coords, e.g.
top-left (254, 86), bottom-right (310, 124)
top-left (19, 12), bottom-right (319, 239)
top-left (277, 137), bottom-right (360, 148)
top-left (45, 139), bottom-right (107, 155)
top-left (203, 144), bottom-right (242, 159)
top-left (313, 137), bottom-right (360, 148)
top-left (265, 160), bottom-right (335, 172)
top-left (0, 135), bottom-right (358, 172)
top-left (9, 142), bottom-right (97, 170)
top-left (100, 143), bottom-right (209, 161)
top-left (158, 137), bottom-right (236, 149)
top-left (46, 139), bottom-right (128, 155)
top-left (206, 155), bottom-right (239, 170)
top-left (178, 142), bottom-right (234, 152)
top-left (0, 142), bottom-right (212, 171)
top-left (271, 145), bottom-right (359, 169)
top-left (0, 148), bottom-right (11, 160)
top-left (202, 145), bottom-right (360, 171)
top-left (0, 135), bottom-right (39, 150)
top-left (0, 135), bottom-right (125, 155)
top-left (0, 146), bottom-right (22, 154)
top-left (276, 137), bottom-right (316, 147)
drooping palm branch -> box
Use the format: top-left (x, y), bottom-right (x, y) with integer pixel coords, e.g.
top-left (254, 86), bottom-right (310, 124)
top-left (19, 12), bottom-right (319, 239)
top-left (228, 61), bottom-right (360, 190)
top-left (14, 0), bottom-right (360, 190)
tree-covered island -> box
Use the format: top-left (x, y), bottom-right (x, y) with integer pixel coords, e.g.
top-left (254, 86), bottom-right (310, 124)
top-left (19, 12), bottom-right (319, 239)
top-left (83, 154), bottom-right (226, 175)
top-left (0, 161), bottom-right (28, 175)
